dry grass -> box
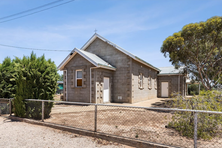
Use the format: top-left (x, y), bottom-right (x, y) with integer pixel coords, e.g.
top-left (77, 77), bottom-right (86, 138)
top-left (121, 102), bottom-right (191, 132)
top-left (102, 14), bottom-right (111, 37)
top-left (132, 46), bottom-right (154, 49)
top-left (44, 104), bottom-right (222, 148)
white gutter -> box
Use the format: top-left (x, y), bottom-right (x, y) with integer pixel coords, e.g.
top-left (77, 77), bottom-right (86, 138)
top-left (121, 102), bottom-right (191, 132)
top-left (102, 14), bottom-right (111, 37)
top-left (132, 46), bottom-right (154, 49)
top-left (63, 70), bottom-right (68, 101)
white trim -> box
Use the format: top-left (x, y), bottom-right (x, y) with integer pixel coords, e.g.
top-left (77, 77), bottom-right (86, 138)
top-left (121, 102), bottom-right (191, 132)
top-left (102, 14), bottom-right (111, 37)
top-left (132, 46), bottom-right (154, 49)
top-left (58, 53), bottom-right (72, 70)
top-left (76, 69), bottom-right (83, 87)
top-left (75, 48), bottom-right (98, 67)
top-left (58, 33), bottom-right (160, 72)
top-left (58, 47), bottom-right (116, 71)
top-left (81, 34), bottom-right (160, 72)
top-left (63, 70), bottom-right (68, 101)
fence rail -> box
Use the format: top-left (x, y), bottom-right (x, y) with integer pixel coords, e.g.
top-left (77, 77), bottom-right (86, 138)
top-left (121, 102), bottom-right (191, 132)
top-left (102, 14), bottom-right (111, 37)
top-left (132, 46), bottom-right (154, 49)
top-left (0, 98), bottom-right (13, 116)
top-left (2, 98), bottom-right (222, 148)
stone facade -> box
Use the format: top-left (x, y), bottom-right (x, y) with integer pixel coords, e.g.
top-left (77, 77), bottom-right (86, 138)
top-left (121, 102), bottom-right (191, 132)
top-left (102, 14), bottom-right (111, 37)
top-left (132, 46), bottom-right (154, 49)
top-left (64, 54), bottom-right (94, 102)
top-left (157, 75), bottom-right (186, 97)
top-left (60, 34), bottom-right (187, 104)
top-left (131, 60), bottom-right (158, 103)
top-left (85, 38), bottom-right (131, 103)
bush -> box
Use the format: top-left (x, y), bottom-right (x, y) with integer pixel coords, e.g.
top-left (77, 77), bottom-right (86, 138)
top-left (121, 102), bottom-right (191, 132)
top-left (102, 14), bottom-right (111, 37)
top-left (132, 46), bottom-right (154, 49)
top-left (13, 52), bottom-right (59, 119)
top-left (26, 101), bottom-right (53, 119)
top-left (168, 90), bottom-right (222, 140)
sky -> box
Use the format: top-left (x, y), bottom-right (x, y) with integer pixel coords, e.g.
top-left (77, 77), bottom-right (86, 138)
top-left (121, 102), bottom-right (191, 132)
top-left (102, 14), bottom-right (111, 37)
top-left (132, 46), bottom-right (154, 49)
top-left (0, 0), bottom-right (222, 75)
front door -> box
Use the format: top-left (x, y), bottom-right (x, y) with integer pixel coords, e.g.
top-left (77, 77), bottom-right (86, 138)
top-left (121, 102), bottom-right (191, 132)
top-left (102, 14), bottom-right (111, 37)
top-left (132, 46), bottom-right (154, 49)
top-left (161, 82), bottom-right (169, 97)
top-left (103, 77), bottom-right (109, 103)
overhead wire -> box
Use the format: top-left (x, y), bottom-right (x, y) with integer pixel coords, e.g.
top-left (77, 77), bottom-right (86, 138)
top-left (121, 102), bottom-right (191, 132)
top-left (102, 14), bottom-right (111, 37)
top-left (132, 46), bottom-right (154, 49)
top-left (0, 0), bottom-right (65, 20)
top-left (0, 43), bottom-right (71, 52)
top-left (0, 0), bottom-right (75, 23)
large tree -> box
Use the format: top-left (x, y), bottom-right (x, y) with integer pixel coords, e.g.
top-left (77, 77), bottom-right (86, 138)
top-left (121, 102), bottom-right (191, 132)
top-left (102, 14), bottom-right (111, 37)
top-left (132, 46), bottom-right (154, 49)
top-left (161, 16), bottom-right (222, 90)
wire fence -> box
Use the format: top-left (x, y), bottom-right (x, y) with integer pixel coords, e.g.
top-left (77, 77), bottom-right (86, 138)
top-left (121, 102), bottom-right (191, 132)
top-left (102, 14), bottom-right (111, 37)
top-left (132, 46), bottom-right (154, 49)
top-left (0, 98), bottom-right (12, 115)
top-left (1, 98), bottom-right (222, 148)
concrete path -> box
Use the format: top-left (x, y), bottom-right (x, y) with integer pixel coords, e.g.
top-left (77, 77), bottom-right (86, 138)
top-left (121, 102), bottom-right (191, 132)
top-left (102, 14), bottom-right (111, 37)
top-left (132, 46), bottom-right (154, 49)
top-left (108, 97), bottom-right (171, 107)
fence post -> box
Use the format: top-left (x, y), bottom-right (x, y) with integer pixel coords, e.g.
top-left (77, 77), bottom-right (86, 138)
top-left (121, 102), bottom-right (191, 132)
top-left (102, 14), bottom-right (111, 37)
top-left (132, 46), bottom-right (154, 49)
top-left (42, 101), bottom-right (44, 122)
top-left (194, 112), bottom-right (198, 148)
top-left (94, 104), bottom-right (97, 132)
top-left (9, 98), bottom-right (12, 116)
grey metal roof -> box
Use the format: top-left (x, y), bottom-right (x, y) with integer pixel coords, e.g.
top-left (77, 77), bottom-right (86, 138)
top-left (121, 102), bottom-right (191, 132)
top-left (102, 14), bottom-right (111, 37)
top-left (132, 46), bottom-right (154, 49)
top-left (75, 48), bottom-right (115, 69)
top-left (81, 33), bottom-right (160, 72)
top-left (158, 66), bottom-right (185, 75)
top-left (58, 33), bottom-right (160, 71)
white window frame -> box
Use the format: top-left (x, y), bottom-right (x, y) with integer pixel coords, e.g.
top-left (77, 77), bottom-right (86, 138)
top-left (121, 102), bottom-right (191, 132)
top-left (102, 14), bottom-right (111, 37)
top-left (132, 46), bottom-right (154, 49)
top-left (76, 69), bottom-right (83, 87)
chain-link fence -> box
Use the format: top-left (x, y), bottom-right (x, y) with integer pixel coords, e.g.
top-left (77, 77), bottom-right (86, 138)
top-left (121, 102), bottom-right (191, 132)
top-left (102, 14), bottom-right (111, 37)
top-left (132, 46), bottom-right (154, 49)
top-left (0, 98), bottom-right (12, 115)
top-left (22, 99), bottom-right (222, 148)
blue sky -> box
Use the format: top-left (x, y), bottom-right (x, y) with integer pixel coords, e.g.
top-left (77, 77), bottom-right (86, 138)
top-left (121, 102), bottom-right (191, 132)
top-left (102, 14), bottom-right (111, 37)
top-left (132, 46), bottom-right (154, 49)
top-left (0, 0), bottom-right (222, 74)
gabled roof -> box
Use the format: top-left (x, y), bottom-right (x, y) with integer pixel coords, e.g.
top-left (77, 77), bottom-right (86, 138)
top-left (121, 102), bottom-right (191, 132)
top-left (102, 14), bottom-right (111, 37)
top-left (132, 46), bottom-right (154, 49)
top-left (58, 33), bottom-right (160, 71)
top-left (158, 66), bottom-right (185, 75)
top-left (58, 48), bottom-right (116, 71)
top-left (81, 33), bottom-right (160, 71)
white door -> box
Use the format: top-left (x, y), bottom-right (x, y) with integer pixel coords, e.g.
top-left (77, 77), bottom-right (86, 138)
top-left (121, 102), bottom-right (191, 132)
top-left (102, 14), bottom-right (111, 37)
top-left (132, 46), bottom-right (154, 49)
top-left (103, 77), bottom-right (109, 103)
top-left (161, 82), bottom-right (169, 97)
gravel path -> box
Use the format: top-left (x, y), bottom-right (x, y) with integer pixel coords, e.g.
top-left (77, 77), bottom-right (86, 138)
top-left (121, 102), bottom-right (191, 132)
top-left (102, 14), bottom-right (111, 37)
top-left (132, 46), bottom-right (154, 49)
top-left (0, 116), bottom-right (127, 148)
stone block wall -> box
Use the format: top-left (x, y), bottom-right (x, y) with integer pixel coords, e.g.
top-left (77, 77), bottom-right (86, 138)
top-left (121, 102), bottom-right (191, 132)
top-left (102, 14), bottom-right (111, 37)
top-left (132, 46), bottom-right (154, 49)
top-left (157, 75), bottom-right (186, 97)
top-left (64, 54), bottom-right (94, 102)
top-left (93, 68), bottom-right (113, 103)
top-left (131, 60), bottom-right (158, 103)
top-left (85, 38), bottom-right (131, 103)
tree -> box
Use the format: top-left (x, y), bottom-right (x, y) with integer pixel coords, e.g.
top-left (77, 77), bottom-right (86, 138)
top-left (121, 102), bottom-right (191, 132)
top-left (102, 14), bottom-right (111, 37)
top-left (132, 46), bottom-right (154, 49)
top-left (14, 52), bottom-right (59, 119)
top-left (0, 57), bottom-right (17, 98)
top-left (58, 74), bottom-right (63, 81)
top-left (161, 16), bottom-right (222, 90)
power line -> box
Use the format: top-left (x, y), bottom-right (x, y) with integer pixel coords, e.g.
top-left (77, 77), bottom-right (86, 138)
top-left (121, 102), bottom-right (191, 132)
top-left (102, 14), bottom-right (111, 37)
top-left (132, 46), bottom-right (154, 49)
top-left (0, 0), bottom-right (75, 23)
top-left (0, 43), bottom-right (71, 52)
top-left (0, 0), bottom-right (65, 20)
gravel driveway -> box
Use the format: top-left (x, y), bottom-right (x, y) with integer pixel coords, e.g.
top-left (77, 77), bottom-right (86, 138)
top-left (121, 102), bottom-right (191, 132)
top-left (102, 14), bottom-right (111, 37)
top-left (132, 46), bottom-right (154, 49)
top-left (0, 116), bottom-right (127, 148)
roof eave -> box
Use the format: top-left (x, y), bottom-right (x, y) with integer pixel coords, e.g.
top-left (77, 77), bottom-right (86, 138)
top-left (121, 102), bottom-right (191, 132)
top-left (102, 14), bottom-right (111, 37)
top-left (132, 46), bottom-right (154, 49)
top-left (81, 34), bottom-right (160, 72)
top-left (134, 57), bottom-right (161, 72)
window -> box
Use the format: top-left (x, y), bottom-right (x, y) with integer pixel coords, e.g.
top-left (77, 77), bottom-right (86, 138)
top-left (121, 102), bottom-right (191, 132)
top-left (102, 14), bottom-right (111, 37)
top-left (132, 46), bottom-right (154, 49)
top-left (138, 73), bottom-right (143, 89)
top-left (76, 70), bottom-right (82, 87)
top-left (148, 76), bottom-right (152, 89)
top-left (154, 78), bottom-right (157, 89)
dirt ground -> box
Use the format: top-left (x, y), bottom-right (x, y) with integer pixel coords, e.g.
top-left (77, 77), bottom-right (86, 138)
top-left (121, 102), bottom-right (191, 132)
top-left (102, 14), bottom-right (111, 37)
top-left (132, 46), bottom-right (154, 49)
top-left (45, 104), bottom-right (222, 148)
top-left (0, 116), bottom-right (130, 148)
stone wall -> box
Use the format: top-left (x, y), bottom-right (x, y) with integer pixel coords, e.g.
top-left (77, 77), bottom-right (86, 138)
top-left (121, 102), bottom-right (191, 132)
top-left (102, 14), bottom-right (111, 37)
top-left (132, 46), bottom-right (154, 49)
top-left (131, 59), bottom-right (158, 103)
top-left (93, 68), bottom-right (114, 103)
top-left (64, 54), bottom-right (94, 102)
top-left (157, 75), bottom-right (186, 97)
top-left (85, 38), bottom-right (131, 103)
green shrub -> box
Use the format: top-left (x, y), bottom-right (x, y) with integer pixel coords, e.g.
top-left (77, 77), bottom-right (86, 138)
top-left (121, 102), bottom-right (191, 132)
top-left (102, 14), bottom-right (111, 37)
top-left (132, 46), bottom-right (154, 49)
top-left (168, 90), bottom-right (222, 140)
top-left (13, 52), bottom-right (59, 119)
top-left (26, 101), bottom-right (53, 119)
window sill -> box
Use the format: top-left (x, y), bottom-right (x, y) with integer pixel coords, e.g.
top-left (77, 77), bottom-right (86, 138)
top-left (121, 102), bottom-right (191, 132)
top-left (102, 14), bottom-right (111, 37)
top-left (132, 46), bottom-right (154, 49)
top-left (148, 87), bottom-right (152, 90)
top-left (139, 87), bottom-right (144, 90)
top-left (74, 86), bottom-right (84, 89)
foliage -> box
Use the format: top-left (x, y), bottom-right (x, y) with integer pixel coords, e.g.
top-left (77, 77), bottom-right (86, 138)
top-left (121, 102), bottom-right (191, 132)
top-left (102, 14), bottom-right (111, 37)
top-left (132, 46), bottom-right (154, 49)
top-left (58, 74), bottom-right (63, 81)
top-left (188, 83), bottom-right (205, 95)
top-left (161, 16), bottom-right (222, 90)
top-left (0, 57), bottom-right (17, 98)
top-left (0, 52), bottom-right (59, 119)
top-left (168, 91), bottom-right (222, 140)
top-left (14, 73), bottom-right (27, 117)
